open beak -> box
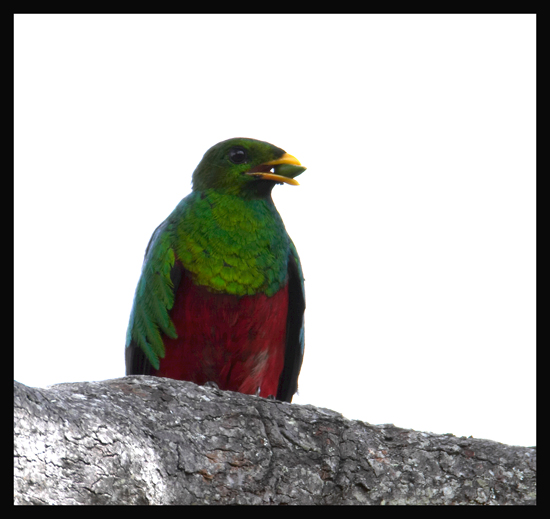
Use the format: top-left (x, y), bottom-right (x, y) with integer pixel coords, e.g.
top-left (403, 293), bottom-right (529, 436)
top-left (245, 153), bottom-right (305, 186)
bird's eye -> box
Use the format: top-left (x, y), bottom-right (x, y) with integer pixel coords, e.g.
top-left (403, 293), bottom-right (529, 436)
top-left (228, 147), bottom-right (248, 164)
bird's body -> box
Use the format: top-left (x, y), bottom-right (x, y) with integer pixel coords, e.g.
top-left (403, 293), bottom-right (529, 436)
top-left (125, 138), bottom-right (306, 402)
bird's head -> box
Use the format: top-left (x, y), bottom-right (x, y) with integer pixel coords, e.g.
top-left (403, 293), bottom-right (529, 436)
top-left (192, 138), bottom-right (306, 197)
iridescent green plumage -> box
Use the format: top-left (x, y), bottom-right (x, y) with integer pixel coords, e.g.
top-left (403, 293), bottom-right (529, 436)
top-left (125, 219), bottom-right (178, 369)
top-left (174, 190), bottom-right (290, 296)
top-left (125, 138), bottom-right (306, 401)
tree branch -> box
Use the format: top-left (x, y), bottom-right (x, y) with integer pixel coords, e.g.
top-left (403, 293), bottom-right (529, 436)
top-left (14, 377), bottom-right (536, 505)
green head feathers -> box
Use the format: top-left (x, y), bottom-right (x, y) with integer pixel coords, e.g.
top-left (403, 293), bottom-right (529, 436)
top-left (192, 137), bottom-right (306, 196)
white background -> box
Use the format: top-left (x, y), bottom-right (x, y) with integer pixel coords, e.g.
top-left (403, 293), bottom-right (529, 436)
top-left (14, 14), bottom-right (535, 447)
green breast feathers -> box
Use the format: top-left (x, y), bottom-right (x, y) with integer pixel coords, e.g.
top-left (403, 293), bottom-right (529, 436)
top-left (169, 190), bottom-right (290, 297)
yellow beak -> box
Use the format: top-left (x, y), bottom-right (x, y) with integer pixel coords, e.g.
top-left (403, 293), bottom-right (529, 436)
top-left (245, 153), bottom-right (303, 186)
top-left (262, 153), bottom-right (302, 167)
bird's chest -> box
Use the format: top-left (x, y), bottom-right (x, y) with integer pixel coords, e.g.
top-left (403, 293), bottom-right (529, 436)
top-left (174, 193), bottom-right (290, 296)
top-left (156, 270), bottom-right (289, 397)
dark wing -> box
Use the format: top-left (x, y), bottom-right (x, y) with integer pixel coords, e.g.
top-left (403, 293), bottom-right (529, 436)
top-left (276, 241), bottom-right (306, 402)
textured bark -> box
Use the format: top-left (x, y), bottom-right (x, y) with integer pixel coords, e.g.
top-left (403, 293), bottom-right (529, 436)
top-left (14, 376), bottom-right (536, 505)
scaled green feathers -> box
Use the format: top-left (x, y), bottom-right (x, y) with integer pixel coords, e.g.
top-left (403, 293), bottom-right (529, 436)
top-left (174, 190), bottom-right (290, 296)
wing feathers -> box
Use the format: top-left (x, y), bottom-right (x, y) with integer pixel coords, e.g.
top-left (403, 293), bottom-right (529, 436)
top-left (125, 219), bottom-right (180, 373)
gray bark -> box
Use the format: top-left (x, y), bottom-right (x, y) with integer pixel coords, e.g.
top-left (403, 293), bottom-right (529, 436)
top-left (14, 376), bottom-right (536, 505)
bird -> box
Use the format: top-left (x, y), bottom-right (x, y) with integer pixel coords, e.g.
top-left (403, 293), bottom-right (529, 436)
top-left (125, 138), bottom-right (306, 402)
